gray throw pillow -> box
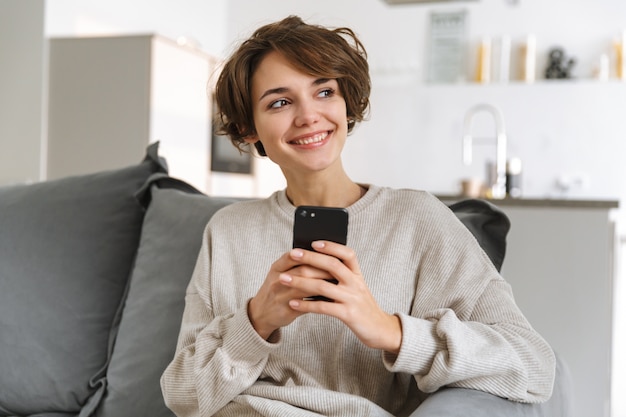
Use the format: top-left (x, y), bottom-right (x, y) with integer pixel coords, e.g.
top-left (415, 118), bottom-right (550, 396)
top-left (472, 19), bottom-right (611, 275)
top-left (0, 144), bottom-right (165, 416)
top-left (448, 199), bottom-right (510, 271)
top-left (95, 176), bottom-right (239, 417)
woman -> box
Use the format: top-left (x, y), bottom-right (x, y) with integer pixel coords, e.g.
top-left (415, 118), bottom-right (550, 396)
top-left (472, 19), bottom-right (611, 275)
top-left (161, 15), bottom-right (555, 417)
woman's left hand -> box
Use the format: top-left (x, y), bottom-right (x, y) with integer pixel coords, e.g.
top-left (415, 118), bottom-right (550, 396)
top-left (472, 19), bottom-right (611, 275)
top-left (280, 241), bottom-right (402, 354)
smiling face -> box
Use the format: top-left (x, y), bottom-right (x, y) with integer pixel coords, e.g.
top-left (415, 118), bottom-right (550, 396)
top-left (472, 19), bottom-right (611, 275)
top-left (246, 51), bottom-right (349, 180)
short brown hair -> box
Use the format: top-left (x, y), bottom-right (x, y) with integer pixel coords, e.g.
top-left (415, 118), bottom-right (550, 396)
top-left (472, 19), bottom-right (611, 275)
top-left (214, 15), bottom-right (371, 156)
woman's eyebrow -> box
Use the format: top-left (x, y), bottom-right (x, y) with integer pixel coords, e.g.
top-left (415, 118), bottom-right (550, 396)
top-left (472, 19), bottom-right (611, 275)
top-left (313, 78), bottom-right (332, 85)
top-left (258, 78), bottom-right (333, 101)
top-left (259, 87), bottom-right (288, 101)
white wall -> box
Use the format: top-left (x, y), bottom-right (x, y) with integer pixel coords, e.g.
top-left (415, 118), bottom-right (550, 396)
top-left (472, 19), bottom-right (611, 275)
top-left (45, 0), bottom-right (227, 58)
top-left (0, 0), bottom-right (46, 185)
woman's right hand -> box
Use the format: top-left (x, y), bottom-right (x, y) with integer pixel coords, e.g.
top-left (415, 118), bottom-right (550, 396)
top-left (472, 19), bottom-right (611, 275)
top-left (248, 248), bottom-right (329, 340)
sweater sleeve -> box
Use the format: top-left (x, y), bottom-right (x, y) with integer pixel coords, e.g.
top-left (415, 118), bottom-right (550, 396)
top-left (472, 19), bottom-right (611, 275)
top-left (382, 198), bottom-right (555, 403)
top-left (160, 226), bottom-right (282, 417)
top-left (384, 283), bottom-right (555, 403)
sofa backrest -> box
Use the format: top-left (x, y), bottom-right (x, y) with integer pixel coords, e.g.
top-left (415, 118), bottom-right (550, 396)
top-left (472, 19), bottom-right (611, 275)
top-left (0, 144), bottom-right (165, 416)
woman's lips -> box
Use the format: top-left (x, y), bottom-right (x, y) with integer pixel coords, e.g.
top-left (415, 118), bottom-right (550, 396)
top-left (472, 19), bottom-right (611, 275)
top-left (289, 131), bottom-right (329, 146)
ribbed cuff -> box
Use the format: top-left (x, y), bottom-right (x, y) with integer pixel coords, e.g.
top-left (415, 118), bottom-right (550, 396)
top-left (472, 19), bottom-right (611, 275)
top-left (221, 305), bottom-right (282, 366)
top-left (382, 312), bottom-right (443, 375)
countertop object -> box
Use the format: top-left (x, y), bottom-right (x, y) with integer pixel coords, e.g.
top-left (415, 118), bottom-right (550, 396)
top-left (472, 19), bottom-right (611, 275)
top-left (436, 194), bottom-right (619, 209)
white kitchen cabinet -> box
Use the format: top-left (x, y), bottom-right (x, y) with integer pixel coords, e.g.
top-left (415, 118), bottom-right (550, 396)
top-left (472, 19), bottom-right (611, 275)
top-left (498, 200), bottom-right (618, 417)
top-left (0, 0), bottom-right (46, 186)
top-left (47, 34), bottom-right (214, 192)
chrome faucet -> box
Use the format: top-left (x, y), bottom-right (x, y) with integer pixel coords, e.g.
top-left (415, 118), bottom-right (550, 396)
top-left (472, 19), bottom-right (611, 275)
top-left (462, 103), bottom-right (507, 199)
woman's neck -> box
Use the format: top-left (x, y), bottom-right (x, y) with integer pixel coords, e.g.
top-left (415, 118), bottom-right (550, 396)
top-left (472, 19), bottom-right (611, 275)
top-left (284, 170), bottom-right (365, 208)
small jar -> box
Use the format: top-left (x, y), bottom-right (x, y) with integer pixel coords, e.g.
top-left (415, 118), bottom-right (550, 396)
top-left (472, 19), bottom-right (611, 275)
top-left (506, 157), bottom-right (523, 198)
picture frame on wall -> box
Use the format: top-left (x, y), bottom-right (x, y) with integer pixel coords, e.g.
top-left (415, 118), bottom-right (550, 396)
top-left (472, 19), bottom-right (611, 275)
top-left (426, 9), bottom-right (469, 83)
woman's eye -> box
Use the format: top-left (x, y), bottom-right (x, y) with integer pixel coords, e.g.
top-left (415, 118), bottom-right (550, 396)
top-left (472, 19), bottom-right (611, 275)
top-left (318, 88), bottom-right (335, 98)
top-left (270, 99), bottom-right (289, 109)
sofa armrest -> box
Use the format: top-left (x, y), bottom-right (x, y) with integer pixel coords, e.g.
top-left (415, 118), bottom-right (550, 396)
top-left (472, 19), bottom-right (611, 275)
top-left (409, 353), bottom-right (573, 417)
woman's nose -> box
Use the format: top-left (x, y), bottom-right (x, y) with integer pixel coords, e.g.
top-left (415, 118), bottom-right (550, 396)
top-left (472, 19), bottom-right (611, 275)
top-left (294, 101), bottom-right (320, 126)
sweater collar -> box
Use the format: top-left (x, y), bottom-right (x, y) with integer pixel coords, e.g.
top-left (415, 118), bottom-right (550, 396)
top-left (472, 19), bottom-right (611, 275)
top-left (273, 184), bottom-right (382, 218)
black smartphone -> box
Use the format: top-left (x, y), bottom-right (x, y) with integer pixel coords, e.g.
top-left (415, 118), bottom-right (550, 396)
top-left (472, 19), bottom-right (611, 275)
top-left (293, 206), bottom-right (349, 301)
top-left (293, 206), bottom-right (348, 250)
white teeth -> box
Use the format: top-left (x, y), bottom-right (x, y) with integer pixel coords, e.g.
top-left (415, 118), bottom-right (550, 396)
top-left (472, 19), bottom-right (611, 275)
top-left (291, 132), bottom-right (327, 145)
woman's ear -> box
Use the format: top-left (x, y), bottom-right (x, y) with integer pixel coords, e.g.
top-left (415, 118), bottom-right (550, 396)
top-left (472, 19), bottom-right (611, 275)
top-left (240, 129), bottom-right (267, 156)
top-left (239, 135), bottom-right (266, 156)
top-left (243, 135), bottom-right (259, 145)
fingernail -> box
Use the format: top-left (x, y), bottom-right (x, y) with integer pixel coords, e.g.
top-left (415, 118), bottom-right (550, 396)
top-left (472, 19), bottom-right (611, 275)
top-left (291, 249), bottom-right (304, 258)
top-left (312, 241), bottom-right (325, 249)
top-left (289, 299), bottom-right (300, 308)
top-left (279, 273), bottom-right (292, 283)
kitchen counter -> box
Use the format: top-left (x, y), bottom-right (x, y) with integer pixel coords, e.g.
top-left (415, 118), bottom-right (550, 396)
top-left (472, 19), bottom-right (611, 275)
top-left (436, 195), bottom-right (619, 209)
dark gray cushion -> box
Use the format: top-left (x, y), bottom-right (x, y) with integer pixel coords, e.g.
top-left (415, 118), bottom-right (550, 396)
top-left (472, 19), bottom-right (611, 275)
top-left (95, 175), bottom-right (239, 417)
top-left (17, 414), bottom-right (77, 417)
top-left (0, 145), bottom-right (164, 416)
top-left (448, 199), bottom-right (511, 271)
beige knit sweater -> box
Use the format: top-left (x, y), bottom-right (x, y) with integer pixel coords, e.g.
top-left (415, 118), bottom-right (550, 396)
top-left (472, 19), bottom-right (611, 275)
top-left (161, 185), bottom-right (555, 417)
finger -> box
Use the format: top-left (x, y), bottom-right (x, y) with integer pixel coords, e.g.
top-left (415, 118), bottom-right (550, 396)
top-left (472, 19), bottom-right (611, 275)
top-left (310, 241), bottom-right (362, 275)
top-left (271, 249), bottom-right (308, 273)
top-left (290, 249), bottom-right (346, 284)
top-left (288, 247), bottom-right (345, 277)
top-left (279, 272), bottom-right (341, 300)
top-left (289, 264), bottom-right (331, 279)
top-left (288, 297), bottom-right (342, 315)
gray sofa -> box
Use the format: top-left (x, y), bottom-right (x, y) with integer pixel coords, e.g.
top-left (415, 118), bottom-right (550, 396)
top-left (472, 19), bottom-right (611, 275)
top-left (0, 144), bottom-right (572, 417)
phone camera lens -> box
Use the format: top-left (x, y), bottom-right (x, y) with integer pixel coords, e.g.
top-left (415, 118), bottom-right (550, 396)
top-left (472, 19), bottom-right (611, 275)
top-left (299, 210), bottom-right (307, 217)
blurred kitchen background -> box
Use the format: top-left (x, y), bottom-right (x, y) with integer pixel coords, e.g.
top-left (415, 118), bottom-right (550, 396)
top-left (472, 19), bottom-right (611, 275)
top-left (1, 1), bottom-right (625, 416)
